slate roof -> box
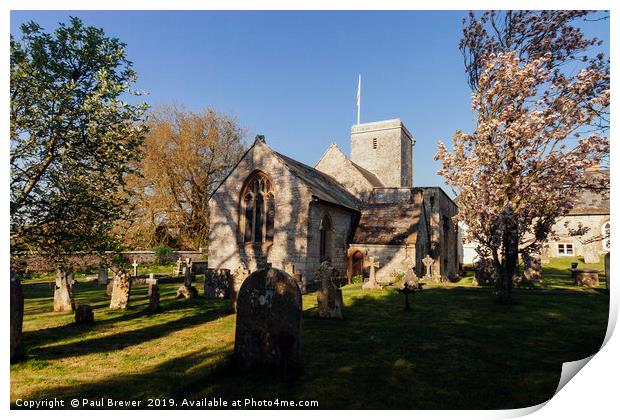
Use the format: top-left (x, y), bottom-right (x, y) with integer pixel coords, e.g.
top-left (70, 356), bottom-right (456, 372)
top-left (352, 194), bottom-right (424, 245)
top-left (274, 151), bottom-right (361, 211)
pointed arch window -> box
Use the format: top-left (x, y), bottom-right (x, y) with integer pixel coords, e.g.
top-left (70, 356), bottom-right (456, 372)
top-left (241, 172), bottom-right (274, 243)
top-left (319, 214), bottom-right (333, 262)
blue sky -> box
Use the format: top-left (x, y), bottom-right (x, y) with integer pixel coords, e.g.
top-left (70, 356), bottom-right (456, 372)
top-left (10, 10), bottom-right (610, 193)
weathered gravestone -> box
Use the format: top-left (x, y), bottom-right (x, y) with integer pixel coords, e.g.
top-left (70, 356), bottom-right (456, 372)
top-left (315, 261), bottom-right (344, 319)
top-left (10, 272), bottom-right (24, 362)
top-left (583, 247), bottom-right (600, 264)
top-left (174, 257), bottom-right (184, 276)
top-left (285, 262), bottom-right (305, 293)
top-left (75, 304), bottom-right (95, 325)
top-left (177, 267), bottom-right (199, 299)
top-left (234, 267), bottom-right (302, 375)
top-left (98, 264), bottom-right (108, 285)
top-left (605, 252), bottom-right (610, 291)
top-left (362, 256), bottom-right (381, 290)
top-left (54, 270), bottom-right (75, 312)
top-left (230, 264), bottom-right (250, 313)
top-left (473, 258), bottom-right (495, 287)
top-left (110, 271), bottom-right (132, 309)
top-left (132, 259), bottom-right (139, 277)
top-left (204, 269), bottom-right (231, 298)
top-left (521, 253), bottom-right (542, 283)
top-left (105, 277), bottom-right (115, 297)
top-left (575, 269), bottom-right (600, 288)
top-left (147, 275), bottom-right (160, 312)
top-left (422, 255), bottom-right (435, 282)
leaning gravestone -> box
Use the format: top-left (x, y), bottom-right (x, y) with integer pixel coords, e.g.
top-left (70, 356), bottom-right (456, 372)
top-left (204, 269), bottom-right (231, 298)
top-left (10, 272), bottom-right (24, 362)
top-left (230, 264), bottom-right (250, 313)
top-left (234, 266), bottom-right (302, 375)
top-left (75, 304), bottom-right (95, 325)
top-left (315, 261), bottom-right (344, 319)
top-left (110, 271), bottom-right (132, 309)
top-left (605, 252), bottom-right (610, 290)
top-left (54, 269), bottom-right (75, 312)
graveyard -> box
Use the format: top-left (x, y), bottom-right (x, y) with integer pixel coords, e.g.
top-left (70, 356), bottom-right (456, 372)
top-left (10, 257), bottom-right (609, 410)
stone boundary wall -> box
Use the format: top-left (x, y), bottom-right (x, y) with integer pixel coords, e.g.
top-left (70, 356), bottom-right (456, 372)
top-left (17, 251), bottom-right (205, 273)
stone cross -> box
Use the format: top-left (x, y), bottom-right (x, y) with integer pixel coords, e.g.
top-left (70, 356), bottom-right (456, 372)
top-left (363, 256), bottom-right (381, 290)
top-left (146, 274), bottom-right (158, 296)
top-left (132, 259), bottom-right (139, 277)
top-left (285, 262), bottom-right (304, 293)
top-left (422, 255), bottom-right (434, 278)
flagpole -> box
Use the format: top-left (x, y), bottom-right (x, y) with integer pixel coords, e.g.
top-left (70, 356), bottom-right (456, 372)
top-left (356, 74), bottom-right (361, 125)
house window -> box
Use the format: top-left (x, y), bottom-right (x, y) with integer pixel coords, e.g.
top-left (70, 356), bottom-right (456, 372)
top-left (602, 222), bottom-right (610, 251)
top-left (240, 171), bottom-right (274, 243)
top-left (557, 243), bottom-right (574, 256)
top-left (319, 214), bottom-right (333, 262)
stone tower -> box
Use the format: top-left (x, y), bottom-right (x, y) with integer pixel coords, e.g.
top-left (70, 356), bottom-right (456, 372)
top-left (350, 119), bottom-right (414, 188)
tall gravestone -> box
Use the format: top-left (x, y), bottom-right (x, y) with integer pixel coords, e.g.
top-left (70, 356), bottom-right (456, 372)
top-left (230, 264), bottom-right (249, 313)
top-left (110, 271), bottom-right (131, 309)
top-left (54, 269), bottom-right (75, 312)
top-left (147, 275), bottom-right (161, 312)
top-left (177, 267), bottom-right (199, 299)
top-left (605, 252), bottom-right (610, 290)
top-left (362, 256), bottom-right (381, 290)
top-left (522, 253), bottom-right (542, 282)
top-left (234, 266), bottom-right (302, 375)
top-left (10, 272), bottom-right (24, 362)
top-left (98, 264), bottom-right (108, 285)
top-left (315, 261), bottom-right (344, 319)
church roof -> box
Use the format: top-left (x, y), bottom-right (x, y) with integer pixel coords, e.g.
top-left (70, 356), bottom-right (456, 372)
top-left (352, 199), bottom-right (424, 245)
top-left (349, 160), bottom-right (384, 187)
top-left (273, 151), bottom-right (360, 211)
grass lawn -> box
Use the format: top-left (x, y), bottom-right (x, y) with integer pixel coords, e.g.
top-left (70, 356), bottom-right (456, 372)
top-left (11, 276), bottom-right (609, 409)
top-left (20, 263), bottom-right (177, 285)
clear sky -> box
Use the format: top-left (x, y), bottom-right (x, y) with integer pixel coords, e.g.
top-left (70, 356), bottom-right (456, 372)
top-left (10, 10), bottom-right (610, 193)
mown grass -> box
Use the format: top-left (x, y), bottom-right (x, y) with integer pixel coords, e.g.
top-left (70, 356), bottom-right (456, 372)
top-left (11, 276), bottom-right (609, 410)
top-left (21, 263), bottom-right (177, 285)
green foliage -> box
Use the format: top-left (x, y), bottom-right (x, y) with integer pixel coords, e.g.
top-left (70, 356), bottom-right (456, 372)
top-left (152, 245), bottom-right (173, 265)
top-left (351, 274), bottom-right (363, 284)
top-left (10, 17), bottom-right (148, 265)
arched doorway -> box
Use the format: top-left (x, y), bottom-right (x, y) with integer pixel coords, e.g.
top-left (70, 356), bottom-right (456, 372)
top-left (351, 251), bottom-right (364, 278)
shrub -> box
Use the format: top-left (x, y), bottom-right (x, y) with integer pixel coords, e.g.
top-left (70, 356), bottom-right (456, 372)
top-left (351, 274), bottom-right (363, 284)
top-left (152, 245), bottom-right (173, 265)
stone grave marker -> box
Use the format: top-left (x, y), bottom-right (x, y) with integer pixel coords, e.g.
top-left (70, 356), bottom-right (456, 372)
top-left (285, 262), bottom-right (305, 293)
top-left (110, 271), bottom-right (131, 309)
top-left (605, 252), bottom-right (610, 290)
top-left (315, 261), bottom-right (344, 319)
top-left (75, 304), bottom-right (95, 325)
top-left (522, 253), bottom-right (542, 282)
top-left (54, 269), bottom-right (75, 312)
top-left (422, 255), bottom-right (434, 281)
top-left (98, 264), bottom-right (108, 285)
top-left (362, 256), bottom-right (381, 290)
top-left (177, 265), bottom-right (199, 299)
top-left (147, 275), bottom-right (160, 312)
top-left (234, 266), bottom-right (302, 375)
top-left (132, 259), bottom-right (139, 277)
top-left (230, 264), bottom-right (250, 313)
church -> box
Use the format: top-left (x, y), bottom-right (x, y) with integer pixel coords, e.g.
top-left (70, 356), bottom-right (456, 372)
top-left (208, 118), bottom-right (459, 289)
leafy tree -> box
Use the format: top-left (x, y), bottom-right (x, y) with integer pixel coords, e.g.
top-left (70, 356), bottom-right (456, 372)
top-left (10, 17), bottom-right (148, 269)
top-left (123, 105), bottom-right (246, 250)
top-left (436, 11), bottom-right (609, 303)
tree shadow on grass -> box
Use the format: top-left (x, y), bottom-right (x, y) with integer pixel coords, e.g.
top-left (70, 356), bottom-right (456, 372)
top-left (14, 286), bottom-right (609, 409)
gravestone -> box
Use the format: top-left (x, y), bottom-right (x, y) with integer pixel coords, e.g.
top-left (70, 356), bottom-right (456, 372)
top-left (362, 256), bottom-right (381, 290)
top-left (54, 269), bottom-right (75, 312)
top-left (605, 252), bottom-right (610, 290)
top-left (522, 253), bottom-right (542, 282)
top-left (230, 264), bottom-right (250, 313)
top-left (98, 264), bottom-right (108, 285)
top-left (474, 258), bottom-right (495, 286)
top-left (177, 267), bottom-right (199, 299)
top-left (315, 261), bottom-right (344, 319)
top-left (110, 271), bottom-right (132, 309)
top-left (174, 257), bottom-right (184, 276)
top-left (10, 272), bottom-right (24, 362)
top-left (402, 267), bottom-right (420, 289)
top-left (204, 269), bottom-right (231, 298)
top-left (132, 259), bottom-right (139, 277)
top-left (105, 278), bottom-right (115, 296)
top-left (285, 262), bottom-right (305, 293)
top-left (75, 304), bottom-right (95, 325)
top-left (583, 248), bottom-right (600, 264)
top-left (575, 269), bottom-right (600, 287)
top-left (422, 255), bottom-right (434, 281)
top-left (147, 276), bottom-right (160, 312)
top-left (234, 267), bottom-right (302, 375)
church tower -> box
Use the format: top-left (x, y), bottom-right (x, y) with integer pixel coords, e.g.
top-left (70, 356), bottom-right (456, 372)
top-left (350, 119), bottom-right (414, 188)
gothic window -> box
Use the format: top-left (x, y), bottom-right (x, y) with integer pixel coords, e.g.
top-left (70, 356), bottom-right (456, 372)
top-left (240, 172), bottom-right (274, 243)
top-left (602, 222), bottom-right (610, 251)
top-left (319, 214), bottom-right (333, 262)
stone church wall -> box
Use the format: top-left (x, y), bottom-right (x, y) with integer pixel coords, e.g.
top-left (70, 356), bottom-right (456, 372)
top-left (209, 141), bottom-right (314, 281)
top-left (347, 244), bottom-right (416, 282)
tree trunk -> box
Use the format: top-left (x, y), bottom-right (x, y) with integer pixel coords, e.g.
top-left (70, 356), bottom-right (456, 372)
top-left (10, 272), bottom-right (24, 362)
top-left (497, 222), bottom-right (519, 304)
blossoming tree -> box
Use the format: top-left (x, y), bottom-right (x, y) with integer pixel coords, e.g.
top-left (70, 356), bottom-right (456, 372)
top-left (436, 48), bottom-right (609, 303)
